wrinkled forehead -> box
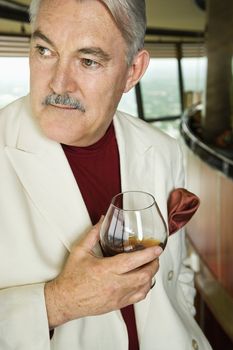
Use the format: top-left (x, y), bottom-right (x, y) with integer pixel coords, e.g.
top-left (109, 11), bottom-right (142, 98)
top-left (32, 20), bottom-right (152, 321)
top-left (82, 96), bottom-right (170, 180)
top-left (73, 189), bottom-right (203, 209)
top-left (34, 0), bottom-right (117, 33)
top-left (31, 0), bottom-right (128, 60)
top-left (34, 0), bottom-right (110, 21)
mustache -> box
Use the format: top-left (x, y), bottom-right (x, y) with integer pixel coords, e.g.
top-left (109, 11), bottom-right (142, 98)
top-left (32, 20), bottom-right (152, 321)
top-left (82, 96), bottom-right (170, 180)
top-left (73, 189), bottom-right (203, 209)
top-left (43, 94), bottom-right (85, 112)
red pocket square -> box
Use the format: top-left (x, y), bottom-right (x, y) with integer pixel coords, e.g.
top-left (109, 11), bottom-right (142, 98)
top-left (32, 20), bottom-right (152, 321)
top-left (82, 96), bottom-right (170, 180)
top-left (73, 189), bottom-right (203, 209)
top-left (168, 188), bottom-right (200, 235)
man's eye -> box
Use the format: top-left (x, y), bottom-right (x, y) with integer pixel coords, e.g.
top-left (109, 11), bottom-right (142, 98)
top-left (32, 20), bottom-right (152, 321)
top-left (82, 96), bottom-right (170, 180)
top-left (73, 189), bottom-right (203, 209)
top-left (35, 45), bottom-right (51, 57)
top-left (82, 58), bottom-right (99, 68)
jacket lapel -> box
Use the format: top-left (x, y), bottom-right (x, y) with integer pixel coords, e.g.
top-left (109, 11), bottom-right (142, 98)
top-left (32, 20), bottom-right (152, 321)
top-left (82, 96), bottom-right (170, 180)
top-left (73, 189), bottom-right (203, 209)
top-left (114, 112), bottom-right (159, 342)
top-left (5, 97), bottom-right (92, 252)
top-left (114, 112), bottom-right (156, 194)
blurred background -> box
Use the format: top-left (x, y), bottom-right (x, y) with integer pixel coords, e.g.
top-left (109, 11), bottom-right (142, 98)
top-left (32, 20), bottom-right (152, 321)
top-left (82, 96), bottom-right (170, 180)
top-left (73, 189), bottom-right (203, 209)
top-left (0, 0), bottom-right (232, 349)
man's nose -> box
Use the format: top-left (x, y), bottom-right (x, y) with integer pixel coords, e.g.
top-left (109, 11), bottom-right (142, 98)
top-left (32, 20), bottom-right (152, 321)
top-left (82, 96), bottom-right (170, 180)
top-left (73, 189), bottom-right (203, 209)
top-left (49, 60), bottom-right (77, 95)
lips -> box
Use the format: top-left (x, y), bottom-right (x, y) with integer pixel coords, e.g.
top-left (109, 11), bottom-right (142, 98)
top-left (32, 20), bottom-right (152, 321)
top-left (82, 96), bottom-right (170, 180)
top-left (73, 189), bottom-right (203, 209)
top-left (50, 103), bottom-right (77, 110)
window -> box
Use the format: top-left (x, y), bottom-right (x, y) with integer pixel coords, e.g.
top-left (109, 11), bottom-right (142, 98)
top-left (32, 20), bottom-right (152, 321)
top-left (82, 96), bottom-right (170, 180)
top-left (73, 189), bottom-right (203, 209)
top-left (140, 58), bottom-right (181, 119)
top-left (118, 88), bottom-right (137, 117)
top-left (118, 58), bottom-right (182, 120)
top-left (182, 57), bottom-right (207, 107)
top-left (0, 56), bottom-right (29, 108)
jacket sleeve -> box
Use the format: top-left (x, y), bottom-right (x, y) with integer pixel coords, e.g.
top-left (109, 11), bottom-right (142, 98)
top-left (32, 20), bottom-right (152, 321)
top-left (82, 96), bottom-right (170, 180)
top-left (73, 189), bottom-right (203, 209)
top-left (173, 140), bottom-right (196, 316)
top-left (0, 283), bottom-right (51, 350)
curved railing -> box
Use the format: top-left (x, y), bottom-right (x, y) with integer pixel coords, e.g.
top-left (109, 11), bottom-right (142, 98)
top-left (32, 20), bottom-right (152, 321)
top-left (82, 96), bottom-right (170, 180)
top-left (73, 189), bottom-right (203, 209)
top-left (180, 105), bottom-right (233, 344)
top-left (180, 105), bottom-right (233, 179)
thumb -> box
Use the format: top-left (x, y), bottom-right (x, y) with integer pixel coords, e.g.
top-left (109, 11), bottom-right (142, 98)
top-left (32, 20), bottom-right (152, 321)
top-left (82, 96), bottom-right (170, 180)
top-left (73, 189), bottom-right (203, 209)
top-left (79, 216), bottom-right (104, 252)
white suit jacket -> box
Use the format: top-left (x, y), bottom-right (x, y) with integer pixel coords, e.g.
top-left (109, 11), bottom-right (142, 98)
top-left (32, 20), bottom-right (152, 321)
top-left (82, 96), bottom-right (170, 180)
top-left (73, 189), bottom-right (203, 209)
top-left (0, 96), bottom-right (212, 350)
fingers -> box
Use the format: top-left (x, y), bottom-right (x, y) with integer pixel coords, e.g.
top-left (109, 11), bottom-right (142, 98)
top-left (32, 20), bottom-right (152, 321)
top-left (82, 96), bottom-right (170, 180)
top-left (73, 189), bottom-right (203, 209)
top-left (114, 258), bottom-right (160, 307)
top-left (46, 231), bottom-right (161, 326)
top-left (66, 221), bottom-right (162, 317)
top-left (132, 257), bottom-right (159, 290)
top-left (108, 245), bottom-right (163, 275)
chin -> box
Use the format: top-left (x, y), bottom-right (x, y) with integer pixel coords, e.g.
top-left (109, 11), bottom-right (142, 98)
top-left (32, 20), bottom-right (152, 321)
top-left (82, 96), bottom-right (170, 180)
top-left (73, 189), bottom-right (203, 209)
top-left (36, 116), bottom-right (67, 142)
top-left (34, 106), bottom-right (93, 146)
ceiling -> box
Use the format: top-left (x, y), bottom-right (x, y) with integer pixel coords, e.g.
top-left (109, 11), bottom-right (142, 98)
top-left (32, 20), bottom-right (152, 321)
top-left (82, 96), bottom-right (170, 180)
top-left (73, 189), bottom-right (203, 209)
top-left (0, 0), bottom-right (206, 36)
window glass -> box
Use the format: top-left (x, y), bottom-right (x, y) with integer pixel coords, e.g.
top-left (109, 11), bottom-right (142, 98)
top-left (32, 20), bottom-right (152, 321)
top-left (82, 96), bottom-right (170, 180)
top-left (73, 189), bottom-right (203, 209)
top-left (118, 88), bottom-right (138, 117)
top-left (152, 119), bottom-right (181, 139)
top-left (140, 58), bottom-right (181, 119)
top-left (182, 57), bottom-right (207, 108)
top-left (0, 57), bottom-right (29, 109)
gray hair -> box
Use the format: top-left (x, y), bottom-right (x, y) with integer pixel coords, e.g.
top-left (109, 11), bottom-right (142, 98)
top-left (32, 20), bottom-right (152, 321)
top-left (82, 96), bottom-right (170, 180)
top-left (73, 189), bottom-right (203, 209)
top-left (29, 0), bottom-right (146, 65)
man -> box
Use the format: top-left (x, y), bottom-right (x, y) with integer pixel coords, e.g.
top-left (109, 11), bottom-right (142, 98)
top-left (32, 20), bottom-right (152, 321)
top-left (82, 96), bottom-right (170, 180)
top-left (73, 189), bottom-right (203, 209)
top-left (0, 0), bottom-right (212, 349)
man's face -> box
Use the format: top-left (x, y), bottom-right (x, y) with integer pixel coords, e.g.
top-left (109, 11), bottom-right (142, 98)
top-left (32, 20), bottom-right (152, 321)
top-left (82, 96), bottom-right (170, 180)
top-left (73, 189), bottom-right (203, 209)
top-left (30, 0), bottom-right (132, 146)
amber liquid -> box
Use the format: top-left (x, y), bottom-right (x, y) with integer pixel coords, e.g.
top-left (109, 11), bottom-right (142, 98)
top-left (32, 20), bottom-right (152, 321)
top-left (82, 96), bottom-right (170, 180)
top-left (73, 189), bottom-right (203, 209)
top-left (101, 235), bottom-right (166, 257)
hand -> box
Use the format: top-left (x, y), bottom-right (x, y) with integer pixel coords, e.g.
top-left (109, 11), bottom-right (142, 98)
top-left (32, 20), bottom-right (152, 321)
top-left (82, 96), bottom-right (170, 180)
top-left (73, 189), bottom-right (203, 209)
top-left (44, 220), bottom-right (162, 328)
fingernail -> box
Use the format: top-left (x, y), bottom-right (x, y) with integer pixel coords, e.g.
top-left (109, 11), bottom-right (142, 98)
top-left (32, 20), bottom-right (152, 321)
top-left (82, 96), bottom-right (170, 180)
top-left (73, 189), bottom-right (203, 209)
top-left (154, 246), bottom-right (163, 255)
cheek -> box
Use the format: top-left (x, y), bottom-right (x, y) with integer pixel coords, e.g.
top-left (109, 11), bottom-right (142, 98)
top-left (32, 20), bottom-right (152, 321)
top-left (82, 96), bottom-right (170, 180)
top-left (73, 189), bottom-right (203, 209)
top-left (31, 66), bottom-right (47, 86)
top-left (86, 73), bottom-right (127, 105)
top-left (30, 54), bottom-right (51, 84)
top-left (30, 63), bottom-right (52, 106)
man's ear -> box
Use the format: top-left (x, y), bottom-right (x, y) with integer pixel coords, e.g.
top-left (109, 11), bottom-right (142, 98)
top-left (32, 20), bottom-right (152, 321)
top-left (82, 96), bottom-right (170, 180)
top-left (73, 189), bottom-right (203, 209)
top-left (124, 49), bottom-right (150, 93)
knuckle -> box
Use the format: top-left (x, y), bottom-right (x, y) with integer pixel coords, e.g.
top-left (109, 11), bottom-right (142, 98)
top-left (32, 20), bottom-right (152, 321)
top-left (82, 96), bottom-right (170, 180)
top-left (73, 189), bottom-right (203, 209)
top-left (107, 279), bottom-right (121, 297)
top-left (92, 260), bottom-right (104, 274)
top-left (122, 253), bottom-right (135, 270)
top-left (139, 269), bottom-right (152, 284)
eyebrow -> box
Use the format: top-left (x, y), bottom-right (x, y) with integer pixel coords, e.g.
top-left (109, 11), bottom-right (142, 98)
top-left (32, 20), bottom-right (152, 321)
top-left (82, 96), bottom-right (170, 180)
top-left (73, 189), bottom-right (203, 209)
top-left (77, 47), bottom-right (111, 62)
top-left (31, 29), bottom-right (55, 48)
top-left (31, 29), bottom-right (111, 62)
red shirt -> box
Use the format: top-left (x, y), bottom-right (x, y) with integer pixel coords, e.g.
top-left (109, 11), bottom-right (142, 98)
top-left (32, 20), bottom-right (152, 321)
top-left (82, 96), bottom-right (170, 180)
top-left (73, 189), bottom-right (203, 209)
top-left (62, 122), bottom-right (139, 350)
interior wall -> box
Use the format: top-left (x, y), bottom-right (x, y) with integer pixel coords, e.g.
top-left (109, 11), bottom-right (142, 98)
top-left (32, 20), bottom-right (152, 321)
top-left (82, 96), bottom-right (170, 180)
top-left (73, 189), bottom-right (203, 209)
top-left (0, 0), bottom-right (206, 35)
top-left (146, 0), bottom-right (206, 30)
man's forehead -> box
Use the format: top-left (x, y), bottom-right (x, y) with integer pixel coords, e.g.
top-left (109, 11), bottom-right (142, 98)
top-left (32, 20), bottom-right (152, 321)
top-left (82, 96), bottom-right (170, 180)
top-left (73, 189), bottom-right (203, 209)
top-left (32, 0), bottom-right (127, 58)
top-left (34, 0), bottom-right (118, 34)
top-left (31, 28), bottom-right (112, 62)
top-left (37, 0), bottom-right (107, 17)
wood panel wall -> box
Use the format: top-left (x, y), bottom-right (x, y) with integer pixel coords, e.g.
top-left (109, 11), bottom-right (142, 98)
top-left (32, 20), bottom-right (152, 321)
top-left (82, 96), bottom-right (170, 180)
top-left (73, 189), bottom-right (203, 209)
top-left (184, 147), bottom-right (233, 297)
